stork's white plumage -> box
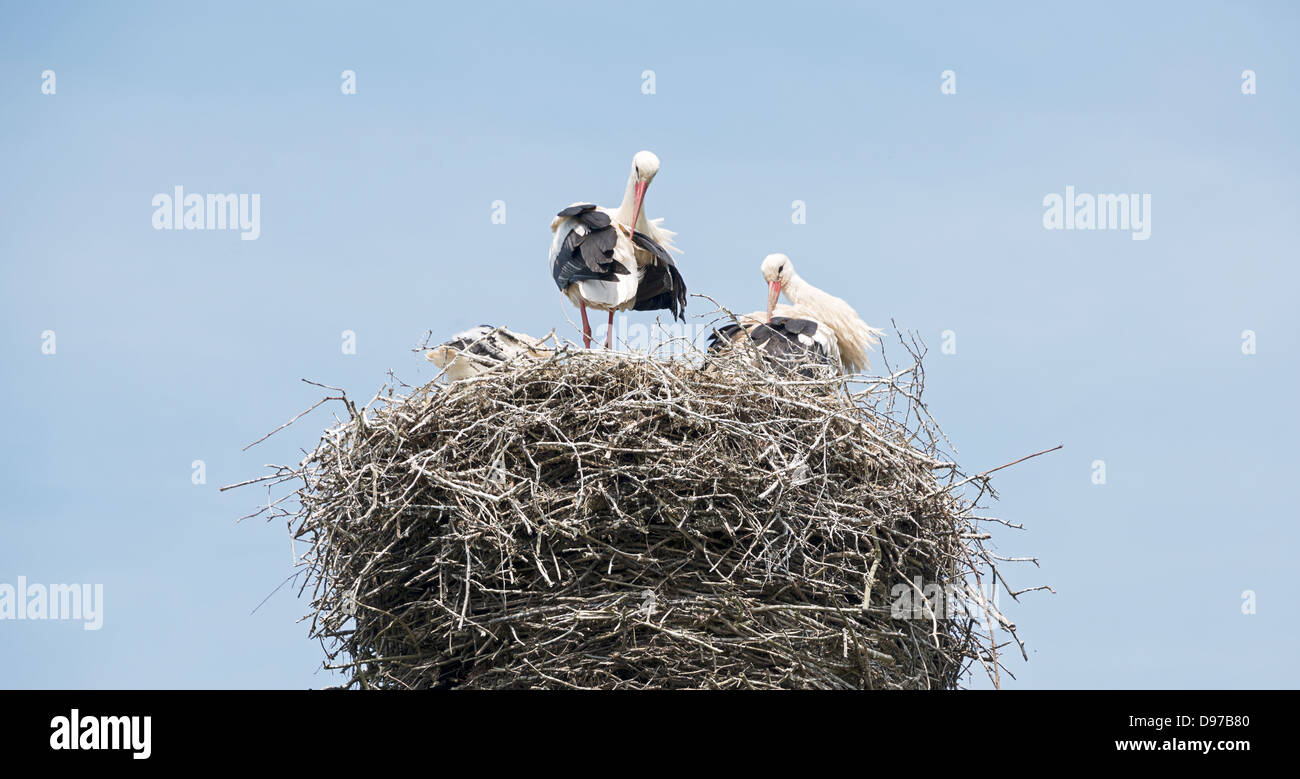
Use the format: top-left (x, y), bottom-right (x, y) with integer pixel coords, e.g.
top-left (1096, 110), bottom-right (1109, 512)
top-left (761, 253), bottom-right (884, 373)
top-left (426, 325), bottom-right (553, 381)
top-left (549, 151), bottom-right (686, 349)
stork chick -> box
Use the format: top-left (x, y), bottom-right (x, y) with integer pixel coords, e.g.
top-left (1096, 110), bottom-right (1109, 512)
top-left (426, 325), bottom-right (553, 382)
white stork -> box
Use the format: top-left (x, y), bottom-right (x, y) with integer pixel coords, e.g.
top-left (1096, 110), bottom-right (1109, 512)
top-left (549, 151), bottom-right (687, 349)
top-left (426, 325), bottom-right (553, 381)
top-left (760, 253), bottom-right (884, 373)
top-left (708, 304), bottom-right (839, 376)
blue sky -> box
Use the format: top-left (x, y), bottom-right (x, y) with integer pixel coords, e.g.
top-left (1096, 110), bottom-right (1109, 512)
top-left (1, 1), bottom-right (1296, 688)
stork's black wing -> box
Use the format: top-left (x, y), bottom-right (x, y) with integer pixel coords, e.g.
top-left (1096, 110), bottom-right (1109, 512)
top-left (708, 316), bottom-right (832, 376)
top-left (629, 231), bottom-right (687, 321)
top-left (765, 316), bottom-right (830, 362)
top-left (550, 204), bottom-right (627, 291)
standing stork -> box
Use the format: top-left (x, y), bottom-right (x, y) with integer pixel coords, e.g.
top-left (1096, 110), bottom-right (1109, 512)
top-left (760, 253), bottom-right (884, 373)
top-left (549, 151), bottom-right (687, 349)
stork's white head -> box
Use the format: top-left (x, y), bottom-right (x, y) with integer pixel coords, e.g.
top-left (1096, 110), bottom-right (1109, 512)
top-left (761, 253), bottom-right (793, 283)
top-left (632, 150), bottom-right (660, 183)
top-left (761, 253), bottom-right (794, 319)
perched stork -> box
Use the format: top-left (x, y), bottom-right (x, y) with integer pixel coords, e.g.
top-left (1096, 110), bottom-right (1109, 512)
top-left (707, 304), bottom-right (837, 376)
top-left (549, 151), bottom-right (687, 349)
top-left (426, 325), bottom-right (552, 381)
top-left (761, 253), bottom-right (884, 373)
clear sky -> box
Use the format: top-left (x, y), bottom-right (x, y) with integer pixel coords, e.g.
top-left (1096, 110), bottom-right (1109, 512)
top-left (1, 1), bottom-right (1296, 689)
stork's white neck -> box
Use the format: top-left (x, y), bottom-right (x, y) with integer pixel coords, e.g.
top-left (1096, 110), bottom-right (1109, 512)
top-left (776, 269), bottom-right (881, 374)
top-left (781, 271), bottom-right (808, 304)
top-left (614, 169), bottom-right (653, 234)
top-left (780, 270), bottom-right (832, 321)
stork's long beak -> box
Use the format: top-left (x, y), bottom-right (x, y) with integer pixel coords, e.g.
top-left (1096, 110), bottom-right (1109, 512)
top-left (630, 180), bottom-right (648, 234)
top-left (766, 281), bottom-right (781, 321)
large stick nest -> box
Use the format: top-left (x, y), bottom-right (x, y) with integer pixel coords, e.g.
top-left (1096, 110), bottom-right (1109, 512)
top-left (238, 333), bottom-right (1042, 689)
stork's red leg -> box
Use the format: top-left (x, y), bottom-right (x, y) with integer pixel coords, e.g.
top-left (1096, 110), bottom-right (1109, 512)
top-left (580, 304), bottom-right (592, 349)
top-left (605, 310), bottom-right (615, 350)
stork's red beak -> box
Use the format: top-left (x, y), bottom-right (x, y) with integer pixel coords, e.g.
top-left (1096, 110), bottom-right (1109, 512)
top-left (631, 180), bottom-right (648, 235)
top-left (766, 281), bottom-right (781, 320)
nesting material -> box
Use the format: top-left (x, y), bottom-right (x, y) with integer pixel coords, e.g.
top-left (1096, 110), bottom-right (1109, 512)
top-left (239, 335), bottom-right (1040, 689)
